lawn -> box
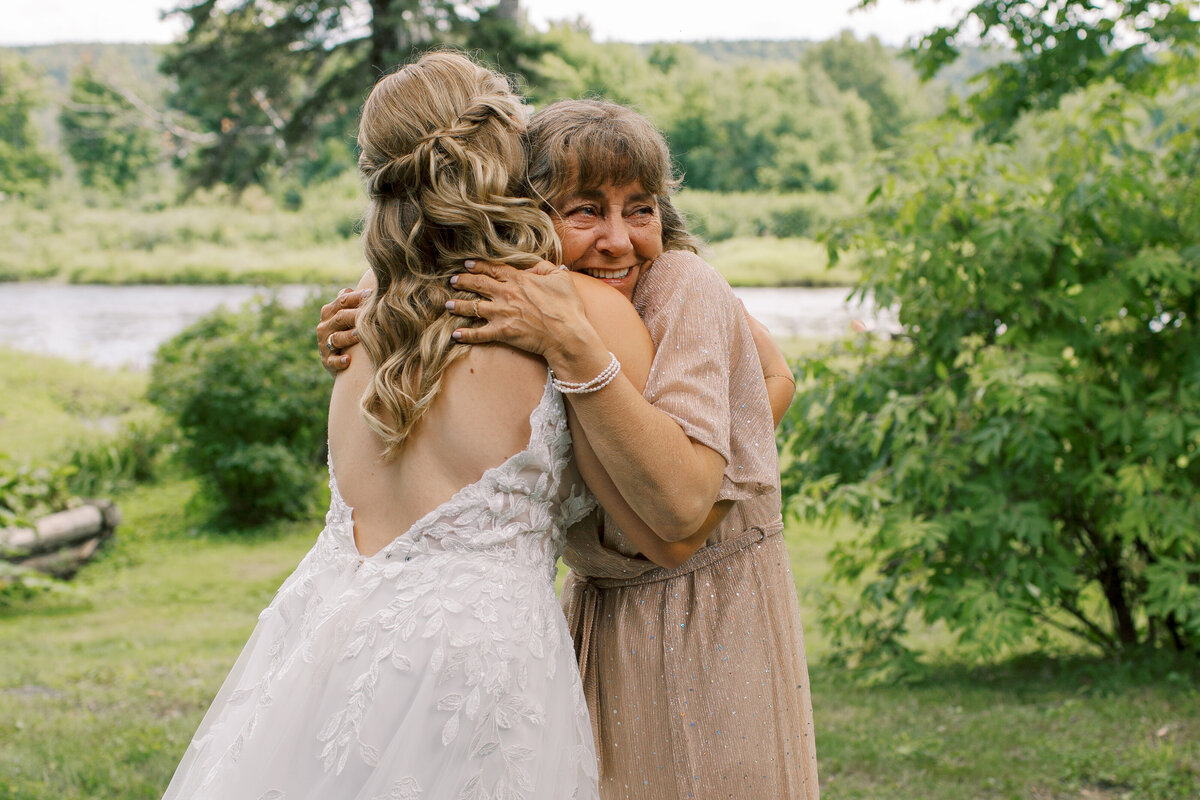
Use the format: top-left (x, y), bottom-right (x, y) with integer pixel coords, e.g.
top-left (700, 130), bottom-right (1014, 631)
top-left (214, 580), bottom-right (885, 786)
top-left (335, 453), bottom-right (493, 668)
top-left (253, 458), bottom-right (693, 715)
top-left (1, 355), bottom-right (1197, 799)
top-left (0, 348), bottom-right (152, 464)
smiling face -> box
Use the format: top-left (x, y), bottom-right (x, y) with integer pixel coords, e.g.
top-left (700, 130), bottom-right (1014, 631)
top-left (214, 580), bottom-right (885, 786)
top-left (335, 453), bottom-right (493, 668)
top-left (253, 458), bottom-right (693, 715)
top-left (552, 182), bottom-right (664, 301)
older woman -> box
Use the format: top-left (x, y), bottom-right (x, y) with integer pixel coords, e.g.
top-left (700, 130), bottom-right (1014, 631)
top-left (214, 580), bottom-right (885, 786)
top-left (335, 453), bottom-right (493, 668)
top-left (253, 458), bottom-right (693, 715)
top-left (320, 99), bottom-right (819, 799)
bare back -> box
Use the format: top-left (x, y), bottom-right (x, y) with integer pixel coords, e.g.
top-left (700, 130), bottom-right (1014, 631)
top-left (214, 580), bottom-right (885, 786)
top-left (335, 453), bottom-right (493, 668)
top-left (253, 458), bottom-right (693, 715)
top-left (328, 275), bottom-right (549, 558)
top-left (327, 270), bottom-right (653, 559)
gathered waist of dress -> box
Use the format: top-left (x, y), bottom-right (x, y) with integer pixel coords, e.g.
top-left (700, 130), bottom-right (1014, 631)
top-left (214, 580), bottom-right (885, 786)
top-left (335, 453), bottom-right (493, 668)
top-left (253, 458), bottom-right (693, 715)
top-left (571, 520), bottom-right (783, 587)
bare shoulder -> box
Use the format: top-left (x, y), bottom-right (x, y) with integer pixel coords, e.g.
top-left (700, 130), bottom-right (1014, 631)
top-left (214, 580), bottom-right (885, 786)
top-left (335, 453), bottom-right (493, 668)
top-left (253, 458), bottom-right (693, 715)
top-left (568, 272), bottom-right (646, 336)
top-left (354, 269), bottom-right (377, 291)
top-left (568, 272), bottom-right (653, 388)
top-left (452, 342), bottom-right (547, 407)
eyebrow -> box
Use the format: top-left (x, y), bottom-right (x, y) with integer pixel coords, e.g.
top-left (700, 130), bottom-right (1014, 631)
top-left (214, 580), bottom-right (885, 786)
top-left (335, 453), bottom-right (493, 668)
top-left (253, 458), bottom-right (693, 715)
top-left (564, 189), bottom-right (656, 204)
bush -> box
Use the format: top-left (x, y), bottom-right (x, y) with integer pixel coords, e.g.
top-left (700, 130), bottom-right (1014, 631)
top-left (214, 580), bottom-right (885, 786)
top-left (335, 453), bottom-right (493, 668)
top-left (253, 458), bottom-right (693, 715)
top-left (0, 460), bottom-right (74, 529)
top-left (782, 84), bottom-right (1200, 667)
top-left (148, 295), bottom-right (332, 524)
top-left (63, 410), bottom-right (174, 498)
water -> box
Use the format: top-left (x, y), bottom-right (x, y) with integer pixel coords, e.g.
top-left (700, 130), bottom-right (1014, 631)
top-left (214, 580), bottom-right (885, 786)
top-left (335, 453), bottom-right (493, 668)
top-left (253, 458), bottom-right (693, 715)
top-left (3, 282), bottom-right (894, 371)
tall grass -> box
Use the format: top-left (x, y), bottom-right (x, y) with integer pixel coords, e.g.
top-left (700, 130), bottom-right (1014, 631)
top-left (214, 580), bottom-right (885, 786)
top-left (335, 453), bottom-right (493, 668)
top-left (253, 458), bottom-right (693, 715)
top-left (3, 178), bottom-right (860, 288)
top-left (1, 177), bottom-right (366, 285)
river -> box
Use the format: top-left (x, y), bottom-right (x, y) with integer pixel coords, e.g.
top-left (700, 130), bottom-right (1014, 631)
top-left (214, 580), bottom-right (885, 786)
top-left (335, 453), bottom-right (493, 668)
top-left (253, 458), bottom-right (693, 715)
top-left (6, 282), bottom-right (894, 370)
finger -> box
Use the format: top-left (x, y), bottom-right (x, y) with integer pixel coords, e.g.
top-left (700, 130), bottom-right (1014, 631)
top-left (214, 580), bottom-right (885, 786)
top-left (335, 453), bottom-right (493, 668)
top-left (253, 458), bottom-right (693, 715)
top-left (445, 299), bottom-right (492, 319)
top-left (321, 287), bottom-right (353, 319)
top-left (450, 272), bottom-right (504, 297)
top-left (323, 353), bottom-right (352, 373)
top-left (451, 323), bottom-right (502, 344)
top-left (333, 307), bottom-right (360, 333)
top-left (328, 328), bottom-right (360, 351)
top-left (464, 259), bottom-right (521, 280)
top-left (529, 260), bottom-right (560, 276)
top-left (345, 288), bottom-right (371, 308)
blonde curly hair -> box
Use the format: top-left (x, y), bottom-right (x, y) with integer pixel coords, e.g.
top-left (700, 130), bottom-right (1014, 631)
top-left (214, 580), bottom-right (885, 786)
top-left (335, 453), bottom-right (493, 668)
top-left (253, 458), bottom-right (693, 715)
top-left (355, 51), bottom-right (559, 457)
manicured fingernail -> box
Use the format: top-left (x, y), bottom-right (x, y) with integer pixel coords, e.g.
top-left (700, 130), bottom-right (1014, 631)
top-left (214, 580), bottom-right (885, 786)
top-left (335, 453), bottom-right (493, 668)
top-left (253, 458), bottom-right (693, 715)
top-left (452, 330), bottom-right (463, 340)
top-left (362, 289), bottom-right (372, 298)
top-left (445, 300), bottom-right (454, 310)
top-left (341, 356), bottom-right (349, 366)
top-left (449, 275), bottom-right (458, 285)
top-left (464, 260), bottom-right (476, 270)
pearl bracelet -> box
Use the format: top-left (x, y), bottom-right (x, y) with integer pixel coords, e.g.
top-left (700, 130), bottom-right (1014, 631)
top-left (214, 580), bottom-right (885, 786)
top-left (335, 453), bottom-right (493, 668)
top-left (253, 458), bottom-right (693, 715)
top-left (551, 352), bottom-right (622, 394)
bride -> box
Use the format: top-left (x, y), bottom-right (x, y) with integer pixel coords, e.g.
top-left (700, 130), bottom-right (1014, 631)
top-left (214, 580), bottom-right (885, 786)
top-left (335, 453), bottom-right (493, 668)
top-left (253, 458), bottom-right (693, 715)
top-left (162, 51), bottom-right (652, 800)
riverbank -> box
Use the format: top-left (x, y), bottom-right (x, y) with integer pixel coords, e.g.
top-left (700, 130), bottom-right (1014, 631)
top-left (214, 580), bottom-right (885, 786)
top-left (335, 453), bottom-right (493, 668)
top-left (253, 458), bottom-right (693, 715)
top-left (1, 190), bottom-right (854, 289)
top-left (9, 284), bottom-right (887, 370)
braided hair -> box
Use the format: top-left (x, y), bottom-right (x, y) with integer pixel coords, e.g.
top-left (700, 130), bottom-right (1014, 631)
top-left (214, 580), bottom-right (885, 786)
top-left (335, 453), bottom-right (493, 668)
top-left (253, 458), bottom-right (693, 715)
top-left (355, 51), bottom-right (559, 456)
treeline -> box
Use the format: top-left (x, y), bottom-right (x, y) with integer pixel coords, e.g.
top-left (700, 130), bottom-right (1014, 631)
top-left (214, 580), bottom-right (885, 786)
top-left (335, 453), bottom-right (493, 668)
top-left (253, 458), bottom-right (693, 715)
top-left (0, 6), bottom-right (949, 202)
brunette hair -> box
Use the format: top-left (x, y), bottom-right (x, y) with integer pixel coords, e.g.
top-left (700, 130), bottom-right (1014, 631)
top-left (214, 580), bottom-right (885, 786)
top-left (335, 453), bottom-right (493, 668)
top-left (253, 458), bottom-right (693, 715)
top-left (523, 99), bottom-right (701, 254)
top-left (355, 51), bottom-right (559, 456)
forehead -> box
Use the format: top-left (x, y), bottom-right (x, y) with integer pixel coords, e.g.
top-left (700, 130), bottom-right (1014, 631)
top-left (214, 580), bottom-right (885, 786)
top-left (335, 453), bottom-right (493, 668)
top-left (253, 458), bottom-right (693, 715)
top-left (565, 183), bottom-right (655, 202)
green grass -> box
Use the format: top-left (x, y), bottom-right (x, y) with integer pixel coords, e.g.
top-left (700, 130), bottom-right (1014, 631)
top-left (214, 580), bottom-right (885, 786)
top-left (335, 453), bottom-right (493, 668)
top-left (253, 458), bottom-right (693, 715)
top-left (1, 180), bottom-right (366, 286)
top-left (1, 353), bottom-right (1196, 799)
top-left (1, 179), bottom-right (856, 288)
top-left (0, 477), bottom-right (321, 799)
top-left (0, 348), bottom-right (154, 464)
top-left (706, 236), bottom-right (858, 287)
top-left (2, 482), bottom-right (1196, 799)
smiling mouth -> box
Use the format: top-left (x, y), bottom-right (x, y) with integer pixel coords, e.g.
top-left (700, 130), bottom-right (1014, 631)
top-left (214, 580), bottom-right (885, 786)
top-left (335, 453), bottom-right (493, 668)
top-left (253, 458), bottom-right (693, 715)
top-left (581, 267), bottom-right (631, 279)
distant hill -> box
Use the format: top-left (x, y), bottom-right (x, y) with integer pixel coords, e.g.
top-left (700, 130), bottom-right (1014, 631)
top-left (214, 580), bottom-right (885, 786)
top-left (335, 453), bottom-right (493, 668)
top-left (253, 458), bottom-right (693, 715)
top-left (7, 42), bottom-right (167, 100)
top-left (666, 39), bottom-right (813, 63)
top-left (638, 37), bottom-right (1006, 96)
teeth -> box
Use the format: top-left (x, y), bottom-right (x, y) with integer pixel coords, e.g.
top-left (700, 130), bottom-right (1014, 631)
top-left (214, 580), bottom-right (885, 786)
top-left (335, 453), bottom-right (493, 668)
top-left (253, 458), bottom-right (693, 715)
top-left (584, 268), bottom-right (630, 279)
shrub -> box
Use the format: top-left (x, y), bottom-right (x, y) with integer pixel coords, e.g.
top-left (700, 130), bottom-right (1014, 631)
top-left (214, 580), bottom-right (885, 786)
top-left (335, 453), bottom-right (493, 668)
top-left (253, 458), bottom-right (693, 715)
top-left (63, 410), bottom-right (174, 498)
top-left (783, 84), bottom-right (1200, 667)
top-left (0, 460), bottom-right (74, 529)
top-left (148, 295), bottom-right (332, 524)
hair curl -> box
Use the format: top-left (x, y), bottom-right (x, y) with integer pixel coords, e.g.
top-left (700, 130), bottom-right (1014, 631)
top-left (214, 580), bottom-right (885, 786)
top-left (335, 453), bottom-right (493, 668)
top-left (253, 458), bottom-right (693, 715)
top-left (355, 51), bottom-right (559, 457)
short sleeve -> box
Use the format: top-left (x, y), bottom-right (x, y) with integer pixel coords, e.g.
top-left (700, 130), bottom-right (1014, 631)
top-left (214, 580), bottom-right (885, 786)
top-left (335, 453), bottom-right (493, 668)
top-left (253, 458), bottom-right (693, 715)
top-left (632, 251), bottom-right (778, 503)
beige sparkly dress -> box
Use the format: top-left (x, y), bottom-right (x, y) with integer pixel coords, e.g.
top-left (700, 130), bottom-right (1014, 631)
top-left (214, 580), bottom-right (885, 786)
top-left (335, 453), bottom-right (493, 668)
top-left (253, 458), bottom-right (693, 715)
top-left (561, 251), bottom-right (820, 799)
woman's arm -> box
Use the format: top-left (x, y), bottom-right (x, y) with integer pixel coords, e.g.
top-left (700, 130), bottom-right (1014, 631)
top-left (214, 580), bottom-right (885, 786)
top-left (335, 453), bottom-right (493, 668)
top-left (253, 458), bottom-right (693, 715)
top-left (450, 263), bottom-right (726, 542)
top-left (566, 276), bottom-right (728, 567)
top-left (742, 305), bottom-right (796, 426)
top-left (319, 281), bottom-right (795, 430)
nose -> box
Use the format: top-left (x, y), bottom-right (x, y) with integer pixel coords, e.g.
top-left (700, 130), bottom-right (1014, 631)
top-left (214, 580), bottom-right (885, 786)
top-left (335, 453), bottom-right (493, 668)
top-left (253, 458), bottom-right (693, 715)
top-left (594, 213), bottom-right (633, 257)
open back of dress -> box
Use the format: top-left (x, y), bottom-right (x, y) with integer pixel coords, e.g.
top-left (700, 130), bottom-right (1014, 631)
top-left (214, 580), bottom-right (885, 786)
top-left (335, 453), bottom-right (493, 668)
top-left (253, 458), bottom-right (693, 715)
top-left (162, 375), bottom-right (599, 800)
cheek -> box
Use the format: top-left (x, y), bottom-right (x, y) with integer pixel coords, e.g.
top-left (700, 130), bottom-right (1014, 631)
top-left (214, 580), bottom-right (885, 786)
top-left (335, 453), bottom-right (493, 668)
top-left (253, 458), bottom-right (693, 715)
top-left (554, 223), bottom-right (589, 266)
top-left (631, 222), bottom-right (664, 260)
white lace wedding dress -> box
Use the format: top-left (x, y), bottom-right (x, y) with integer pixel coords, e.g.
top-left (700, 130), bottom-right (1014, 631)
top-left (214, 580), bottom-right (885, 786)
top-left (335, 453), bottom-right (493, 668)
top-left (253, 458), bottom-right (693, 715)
top-left (162, 377), bottom-right (600, 800)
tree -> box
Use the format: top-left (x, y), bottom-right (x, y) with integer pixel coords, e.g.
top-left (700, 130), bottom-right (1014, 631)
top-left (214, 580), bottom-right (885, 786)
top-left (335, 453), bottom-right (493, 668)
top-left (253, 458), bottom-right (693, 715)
top-left (162, 0), bottom-right (552, 193)
top-left (0, 54), bottom-right (58, 196)
top-left (59, 66), bottom-right (160, 191)
top-left (803, 31), bottom-right (931, 149)
top-left (861, 0), bottom-right (1200, 137)
top-left (784, 83), bottom-right (1200, 666)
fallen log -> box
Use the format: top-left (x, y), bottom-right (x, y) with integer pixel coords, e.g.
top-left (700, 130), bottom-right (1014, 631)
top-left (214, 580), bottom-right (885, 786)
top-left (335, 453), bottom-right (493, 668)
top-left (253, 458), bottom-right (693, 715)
top-left (0, 500), bottom-right (120, 573)
top-left (18, 535), bottom-right (104, 579)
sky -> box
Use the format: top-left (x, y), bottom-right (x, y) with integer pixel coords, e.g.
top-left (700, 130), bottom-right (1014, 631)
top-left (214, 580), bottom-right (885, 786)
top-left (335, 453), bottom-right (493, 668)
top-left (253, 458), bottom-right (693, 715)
top-left (0, 0), bottom-right (967, 48)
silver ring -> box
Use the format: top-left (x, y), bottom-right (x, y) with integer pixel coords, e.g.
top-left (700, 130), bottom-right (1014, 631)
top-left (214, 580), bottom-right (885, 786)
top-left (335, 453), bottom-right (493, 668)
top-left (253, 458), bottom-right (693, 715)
top-left (471, 300), bottom-right (481, 317)
top-left (327, 333), bottom-right (338, 353)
